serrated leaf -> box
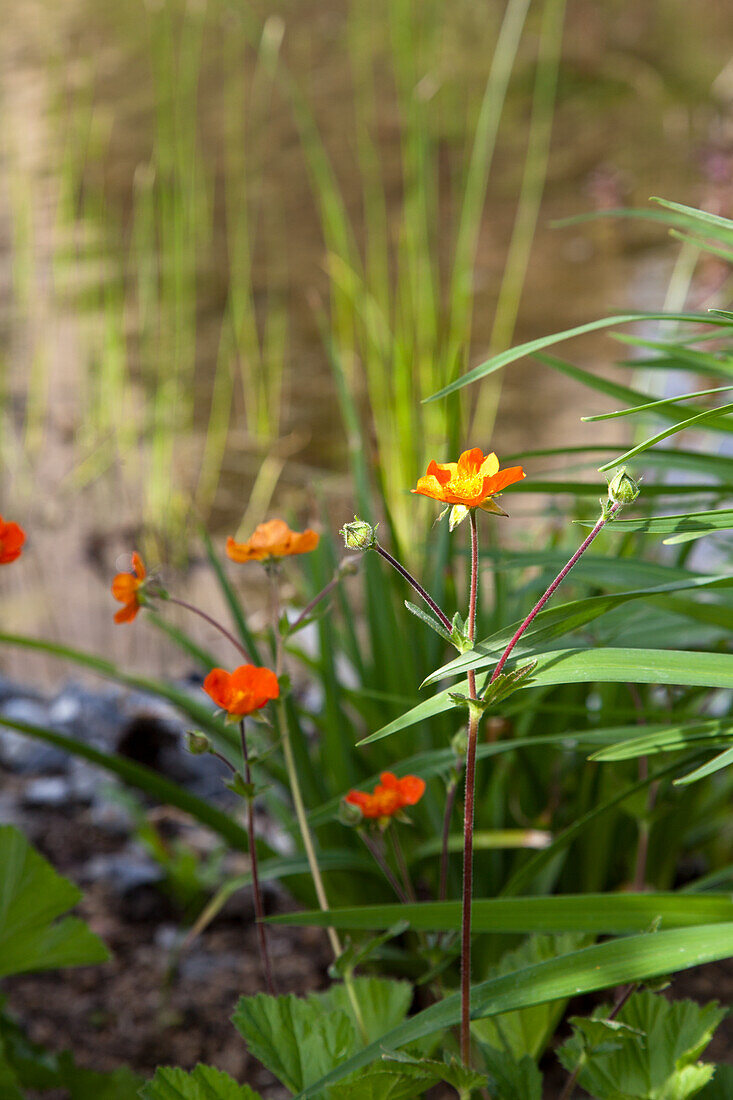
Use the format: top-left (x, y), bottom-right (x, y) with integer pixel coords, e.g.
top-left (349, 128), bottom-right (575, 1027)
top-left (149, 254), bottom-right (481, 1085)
top-left (315, 977), bottom-right (413, 1046)
top-left (697, 1064), bottom-right (733, 1098)
top-left (0, 825), bottom-right (108, 978)
top-left (558, 991), bottom-right (725, 1100)
top-left (141, 1064), bottom-right (262, 1099)
top-left (471, 935), bottom-right (585, 1060)
top-left (381, 1050), bottom-right (486, 1093)
top-left (291, 924), bottom-right (733, 1098)
top-left (326, 1061), bottom-right (434, 1100)
top-left (480, 1045), bottom-right (543, 1100)
top-left (231, 993), bottom-right (359, 1096)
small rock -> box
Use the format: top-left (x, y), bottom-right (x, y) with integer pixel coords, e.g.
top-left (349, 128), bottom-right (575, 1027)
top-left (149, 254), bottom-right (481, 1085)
top-left (22, 776), bottom-right (73, 808)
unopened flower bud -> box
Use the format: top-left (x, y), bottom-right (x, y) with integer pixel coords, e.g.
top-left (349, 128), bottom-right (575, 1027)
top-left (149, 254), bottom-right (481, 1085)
top-left (340, 517), bottom-right (377, 551)
top-left (186, 731), bottom-right (211, 755)
top-left (338, 798), bottom-right (364, 826)
top-left (607, 468), bottom-right (640, 505)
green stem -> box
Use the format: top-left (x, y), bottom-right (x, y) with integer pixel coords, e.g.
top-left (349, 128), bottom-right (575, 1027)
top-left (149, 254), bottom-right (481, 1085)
top-left (269, 571), bottom-right (368, 1042)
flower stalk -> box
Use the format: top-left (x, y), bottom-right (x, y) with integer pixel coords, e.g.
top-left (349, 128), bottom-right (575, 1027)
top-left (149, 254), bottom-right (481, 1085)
top-left (460, 508), bottom-right (480, 1065)
top-left (240, 718), bottom-right (276, 996)
top-left (268, 571), bottom-right (368, 1043)
top-left (489, 501), bottom-right (622, 686)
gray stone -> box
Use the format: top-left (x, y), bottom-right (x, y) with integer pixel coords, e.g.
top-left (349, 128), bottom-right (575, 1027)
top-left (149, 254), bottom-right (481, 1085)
top-left (22, 776), bottom-right (73, 807)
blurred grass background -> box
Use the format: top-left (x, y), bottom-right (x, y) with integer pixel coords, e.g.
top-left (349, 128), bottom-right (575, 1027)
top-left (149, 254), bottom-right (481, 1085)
top-left (1, 0), bottom-right (732, 672)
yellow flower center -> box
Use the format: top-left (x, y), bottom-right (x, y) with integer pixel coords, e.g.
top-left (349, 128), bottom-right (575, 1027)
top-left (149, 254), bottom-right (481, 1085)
top-left (449, 471), bottom-right (484, 498)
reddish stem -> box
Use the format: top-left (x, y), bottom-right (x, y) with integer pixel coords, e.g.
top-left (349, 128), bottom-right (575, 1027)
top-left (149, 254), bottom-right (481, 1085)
top-left (374, 542), bottom-right (453, 632)
top-left (166, 595), bottom-right (250, 663)
top-left (489, 503), bottom-right (621, 685)
top-left (460, 509), bottom-right (480, 1065)
top-left (240, 719), bottom-right (276, 995)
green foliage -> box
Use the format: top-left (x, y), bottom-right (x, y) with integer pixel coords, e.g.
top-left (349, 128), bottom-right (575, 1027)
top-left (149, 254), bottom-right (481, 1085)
top-left (697, 1065), bottom-right (733, 1098)
top-left (231, 978), bottom-right (414, 1098)
top-left (0, 1002), bottom-right (141, 1099)
top-left (141, 1064), bottom-right (262, 1099)
top-left (0, 825), bottom-right (109, 978)
top-left (480, 1045), bottom-right (543, 1100)
top-left (471, 934), bottom-right (586, 1060)
top-left (558, 991), bottom-right (725, 1100)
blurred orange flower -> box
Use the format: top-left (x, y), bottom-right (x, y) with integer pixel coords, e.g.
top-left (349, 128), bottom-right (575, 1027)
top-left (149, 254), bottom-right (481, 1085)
top-left (0, 517), bottom-right (25, 565)
top-left (111, 552), bottom-right (146, 624)
top-left (226, 519), bottom-right (319, 564)
top-left (412, 448), bottom-right (525, 513)
top-left (345, 771), bottom-right (426, 820)
top-left (203, 664), bottom-right (280, 716)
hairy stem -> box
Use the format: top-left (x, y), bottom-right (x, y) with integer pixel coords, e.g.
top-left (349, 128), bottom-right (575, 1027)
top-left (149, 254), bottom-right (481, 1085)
top-left (461, 508), bottom-right (480, 1065)
top-left (374, 542), bottom-right (453, 631)
top-left (490, 502), bottom-right (621, 685)
top-left (240, 719), bottom-right (276, 995)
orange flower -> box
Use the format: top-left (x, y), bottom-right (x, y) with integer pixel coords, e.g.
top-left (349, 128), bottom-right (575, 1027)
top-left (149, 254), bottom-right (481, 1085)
top-left (412, 448), bottom-right (525, 514)
top-left (111, 552), bottom-right (147, 624)
top-left (345, 771), bottom-right (426, 821)
top-left (226, 519), bottom-right (319, 564)
top-left (0, 517), bottom-right (25, 565)
top-left (203, 664), bottom-right (279, 716)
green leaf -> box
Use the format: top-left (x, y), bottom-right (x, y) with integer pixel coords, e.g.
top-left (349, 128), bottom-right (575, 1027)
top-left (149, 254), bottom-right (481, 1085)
top-left (581, 384), bottom-right (733, 422)
top-left (0, 1003), bottom-right (141, 1098)
top-left (361, 649), bottom-right (733, 746)
top-left (326, 1062), bottom-right (434, 1100)
top-left (598, 402), bottom-right (733, 472)
top-left (591, 721), bottom-right (733, 763)
top-left (56, 1053), bottom-right (143, 1099)
top-left (471, 935), bottom-right (585, 1060)
top-left (698, 1065), bottom-right (733, 1098)
top-left (558, 990), bottom-right (725, 1100)
top-left (404, 601), bottom-right (452, 643)
top-left (423, 312), bottom-right (733, 402)
top-left (231, 993), bottom-right (359, 1096)
top-left (480, 1046), bottom-right (543, 1100)
top-left (318, 977), bottom-right (413, 1046)
top-left (328, 1054), bottom-right (485, 1100)
top-left (675, 747), bottom-right (733, 787)
top-left (269, 893), bottom-right (733, 935)
top-left (292, 924), bottom-right (733, 1099)
top-left (0, 825), bottom-right (108, 978)
top-left (422, 574), bottom-right (733, 687)
top-left (141, 1064), bottom-right (262, 1099)
top-left (575, 509), bottom-right (733, 536)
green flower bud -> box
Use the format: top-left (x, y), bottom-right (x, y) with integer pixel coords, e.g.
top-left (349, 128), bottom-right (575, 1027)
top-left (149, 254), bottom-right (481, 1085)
top-left (338, 798), bottom-right (364, 826)
top-left (607, 468), bottom-right (640, 505)
top-left (340, 517), bottom-right (377, 551)
top-left (186, 731), bottom-right (211, 756)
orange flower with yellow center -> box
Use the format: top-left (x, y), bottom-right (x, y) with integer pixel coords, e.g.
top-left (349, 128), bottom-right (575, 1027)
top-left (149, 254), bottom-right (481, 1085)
top-left (111, 552), bottom-right (147, 624)
top-left (203, 665), bottom-right (280, 717)
top-left (345, 771), bottom-right (426, 820)
top-left (226, 519), bottom-right (319, 564)
top-left (0, 517), bottom-right (25, 565)
top-left (412, 448), bottom-right (525, 518)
